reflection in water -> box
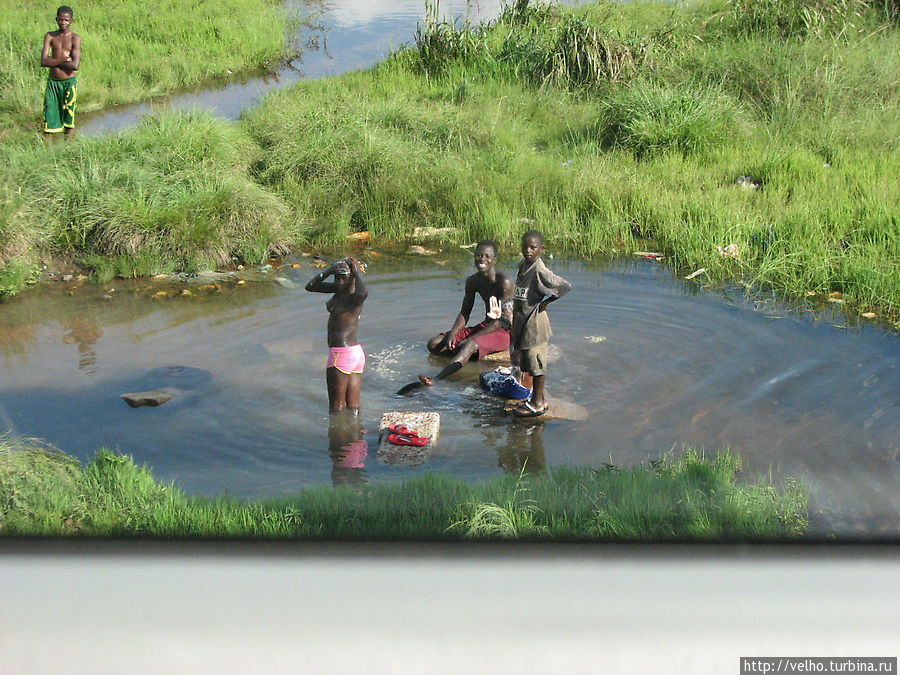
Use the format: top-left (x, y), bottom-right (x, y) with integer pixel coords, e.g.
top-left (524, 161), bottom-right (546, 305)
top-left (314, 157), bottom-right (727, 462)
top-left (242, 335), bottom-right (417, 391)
top-left (328, 411), bottom-right (368, 488)
top-left (498, 421), bottom-right (546, 474)
top-left (61, 317), bottom-right (103, 375)
top-left (0, 322), bottom-right (36, 364)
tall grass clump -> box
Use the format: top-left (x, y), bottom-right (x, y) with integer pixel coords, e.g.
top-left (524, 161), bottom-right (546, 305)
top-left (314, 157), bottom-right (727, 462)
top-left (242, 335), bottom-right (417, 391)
top-left (726, 0), bottom-right (888, 36)
top-left (497, 12), bottom-right (641, 89)
top-left (1, 110), bottom-right (297, 281)
top-left (414, 0), bottom-right (492, 76)
top-left (1, 438), bottom-right (808, 540)
top-left (0, 181), bottom-right (43, 297)
top-left (412, 0), bottom-right (648, 88)
top-left (449, 470), bottom-right (548, 538)
top-left (600, 81), bottom-right (741, 157)
top-left (0, 0), bottom-right (292, 127)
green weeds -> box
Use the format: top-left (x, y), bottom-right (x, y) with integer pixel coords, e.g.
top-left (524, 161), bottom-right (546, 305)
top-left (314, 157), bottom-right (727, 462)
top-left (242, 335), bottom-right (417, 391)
top-left (0, 437), bottom-right (807, 540)
top-left (599, 81), bottom-right (740, 157)
top-left (1, 110), bottom-right (299, 279)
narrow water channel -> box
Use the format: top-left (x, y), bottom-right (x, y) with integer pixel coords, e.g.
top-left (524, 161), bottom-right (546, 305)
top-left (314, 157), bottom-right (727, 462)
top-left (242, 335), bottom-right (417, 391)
top-left (79, 0), bottom-right (536, 135)
top-left (1, 252), bottom-right (898, 536)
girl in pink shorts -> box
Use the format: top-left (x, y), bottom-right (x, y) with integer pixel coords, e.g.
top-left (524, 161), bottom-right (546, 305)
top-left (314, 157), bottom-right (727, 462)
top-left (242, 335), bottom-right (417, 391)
top-left (306, 258), bottom-right (368, 414)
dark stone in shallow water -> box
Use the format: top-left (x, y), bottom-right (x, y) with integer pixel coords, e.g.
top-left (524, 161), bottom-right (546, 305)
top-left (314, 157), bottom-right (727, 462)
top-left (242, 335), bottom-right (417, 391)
top-left (121, 388), bottom-right (178, 408)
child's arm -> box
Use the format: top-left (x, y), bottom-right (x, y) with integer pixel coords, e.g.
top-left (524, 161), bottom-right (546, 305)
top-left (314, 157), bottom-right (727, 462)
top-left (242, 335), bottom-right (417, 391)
top-left (63, 34), bottom-right (81, 72)
top-left (438, 278), bottom-right (477, 350)
top-left (40, 34), bottom-right (67, 68)
top-left (348, 257), bottom-right (368, 302)
top-left (305, 265), bottom-right (337, 293)
top-left (537, 267), bottom-right (572, 311)
top-left (467, 277), bottom-right (514, 340)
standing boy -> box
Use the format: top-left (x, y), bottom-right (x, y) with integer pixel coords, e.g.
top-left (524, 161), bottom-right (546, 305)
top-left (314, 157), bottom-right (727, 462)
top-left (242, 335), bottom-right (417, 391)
top-left (41, 6), bottom-right (81, 138)
top-left (510, 230), bottom-right (571, 417)
top-left (306, 257), bottom-right (368, 414)
top-left (398, 240), bottom-right (513, 394)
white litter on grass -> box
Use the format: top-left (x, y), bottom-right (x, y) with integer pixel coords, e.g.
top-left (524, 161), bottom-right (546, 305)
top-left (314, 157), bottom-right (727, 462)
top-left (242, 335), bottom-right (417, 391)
top-left (684, 268), bottom-right (707, 280)
top-left (716, 244), bottom-right (740, 258)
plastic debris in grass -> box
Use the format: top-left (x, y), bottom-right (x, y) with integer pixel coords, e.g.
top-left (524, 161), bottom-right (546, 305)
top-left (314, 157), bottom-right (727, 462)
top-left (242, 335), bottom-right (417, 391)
top-left (716, 244), bottom-right (740, 258)
top-left (634, 251), bottom-right (664, 261)
top-left (685, 268), bottom-right (707, 280)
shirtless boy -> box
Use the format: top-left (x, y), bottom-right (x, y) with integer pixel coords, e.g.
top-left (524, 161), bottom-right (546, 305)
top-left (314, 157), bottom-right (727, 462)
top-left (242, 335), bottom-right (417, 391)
top-left (397, 240), bottom-right (513, 395)
top-left (306, 257), bottom-right (368, 414)
top-left (41, 6), bottom-right (81, 138)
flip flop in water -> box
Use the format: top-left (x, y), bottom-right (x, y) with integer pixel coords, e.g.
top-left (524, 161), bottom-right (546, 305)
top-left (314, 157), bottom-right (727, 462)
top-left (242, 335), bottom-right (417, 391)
top-left (512, 400), bottom-right (549, 418)
top-left (388, 433), bottom-right (430, 447)
top-left (396, 375), bottom-right (435, 396)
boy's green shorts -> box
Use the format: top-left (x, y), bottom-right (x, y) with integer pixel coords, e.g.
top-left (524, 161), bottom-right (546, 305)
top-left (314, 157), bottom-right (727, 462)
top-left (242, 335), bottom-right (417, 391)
top-left (44, 76), bottom-right (77, 133)
top-left (520, 342), bottom-right (548, 376)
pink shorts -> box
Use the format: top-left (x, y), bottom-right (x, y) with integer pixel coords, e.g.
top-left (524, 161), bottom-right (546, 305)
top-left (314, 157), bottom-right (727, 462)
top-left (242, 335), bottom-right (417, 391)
top-left (335, 439), bottom-right (368, 469)
top-left (327, 344), bottom-right (366, 374)
top-left (447, 322), bottom-right (511, 360)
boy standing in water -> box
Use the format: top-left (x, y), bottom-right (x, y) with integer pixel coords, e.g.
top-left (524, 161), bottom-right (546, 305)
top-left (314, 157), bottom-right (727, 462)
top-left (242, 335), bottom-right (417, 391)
top-left (306, 257), bottom-right (368, 414)
top-left (41, 6), bottom-right (81, 138)
top-left (510, 230), bottom-right (571, 417)
top-left (397, 240), bottom-right (513, 394)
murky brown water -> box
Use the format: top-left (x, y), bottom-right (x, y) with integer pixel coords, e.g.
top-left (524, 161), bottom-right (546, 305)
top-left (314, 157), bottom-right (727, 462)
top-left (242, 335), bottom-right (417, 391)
top-left (1, 251), bottom-right (898, 536)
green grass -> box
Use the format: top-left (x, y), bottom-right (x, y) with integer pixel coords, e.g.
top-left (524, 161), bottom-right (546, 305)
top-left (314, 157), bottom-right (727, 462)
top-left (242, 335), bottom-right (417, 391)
top-left (0, 436), bottom-right (807, 540)
top-left (0, 110), bottom-right (301, 284)
top-left (0, 0), bottom-right (898, 326)
top-left (0, 0), bottom-right (294, 129)
top-left (241, 0), bottom-right (899, 321)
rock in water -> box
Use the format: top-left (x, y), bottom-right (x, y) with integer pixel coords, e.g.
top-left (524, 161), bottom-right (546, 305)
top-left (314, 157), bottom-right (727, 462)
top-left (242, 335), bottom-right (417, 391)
top-left (377, 412), bottom-right (440, 466)
top-left (120, 388), bottom-right (178, 408)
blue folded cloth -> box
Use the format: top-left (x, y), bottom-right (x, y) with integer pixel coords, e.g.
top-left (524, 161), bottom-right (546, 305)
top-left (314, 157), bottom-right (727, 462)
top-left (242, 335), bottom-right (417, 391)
top-left (479, 369), bottom-right (532, 400)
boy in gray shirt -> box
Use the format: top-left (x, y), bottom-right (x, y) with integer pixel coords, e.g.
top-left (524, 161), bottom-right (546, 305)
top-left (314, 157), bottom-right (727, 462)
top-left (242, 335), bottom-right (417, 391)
top-left (510, 230), bottom-right (572, 417)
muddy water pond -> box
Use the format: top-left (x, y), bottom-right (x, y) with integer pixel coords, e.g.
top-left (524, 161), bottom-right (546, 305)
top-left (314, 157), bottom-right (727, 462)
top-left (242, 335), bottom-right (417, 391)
top-left (1, 253), bottom-right (898, 537)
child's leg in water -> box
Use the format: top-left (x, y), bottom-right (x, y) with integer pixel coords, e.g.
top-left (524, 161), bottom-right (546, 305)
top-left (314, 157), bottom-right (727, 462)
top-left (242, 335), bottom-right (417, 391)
top-left (345, 373), bottom-right (361, 413)
top-left (327, 367), bottom-right (351, 413)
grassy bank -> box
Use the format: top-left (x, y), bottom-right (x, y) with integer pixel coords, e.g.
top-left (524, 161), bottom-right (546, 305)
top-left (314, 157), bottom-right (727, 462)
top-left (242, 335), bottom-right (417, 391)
top-left (0, 0), bottom-right (293, 130)
top-left (0, 437), bottom-right (807, 540)
top-left (0, 110), bottom-right (300, 284)
top-left (1, 0), bottom-right (898, 325)
top-left (242, 0), bottom-right (899, 320)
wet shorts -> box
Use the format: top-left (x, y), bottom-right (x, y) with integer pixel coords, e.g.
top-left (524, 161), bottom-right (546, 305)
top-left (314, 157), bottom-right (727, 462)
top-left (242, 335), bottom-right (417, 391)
top-left (327, 344), bottom-right (366, 374)
top-left (44, 76), bottom-right (77, 133)
top-left (446, 322), bottom-right (510, 360)
top-left (519, 342), bottom-right (548, 376)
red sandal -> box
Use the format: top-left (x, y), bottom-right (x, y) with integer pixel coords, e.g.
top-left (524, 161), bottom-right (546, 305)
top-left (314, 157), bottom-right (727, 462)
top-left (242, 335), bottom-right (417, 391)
top-left (387, 433), bottom-right (430, 447)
